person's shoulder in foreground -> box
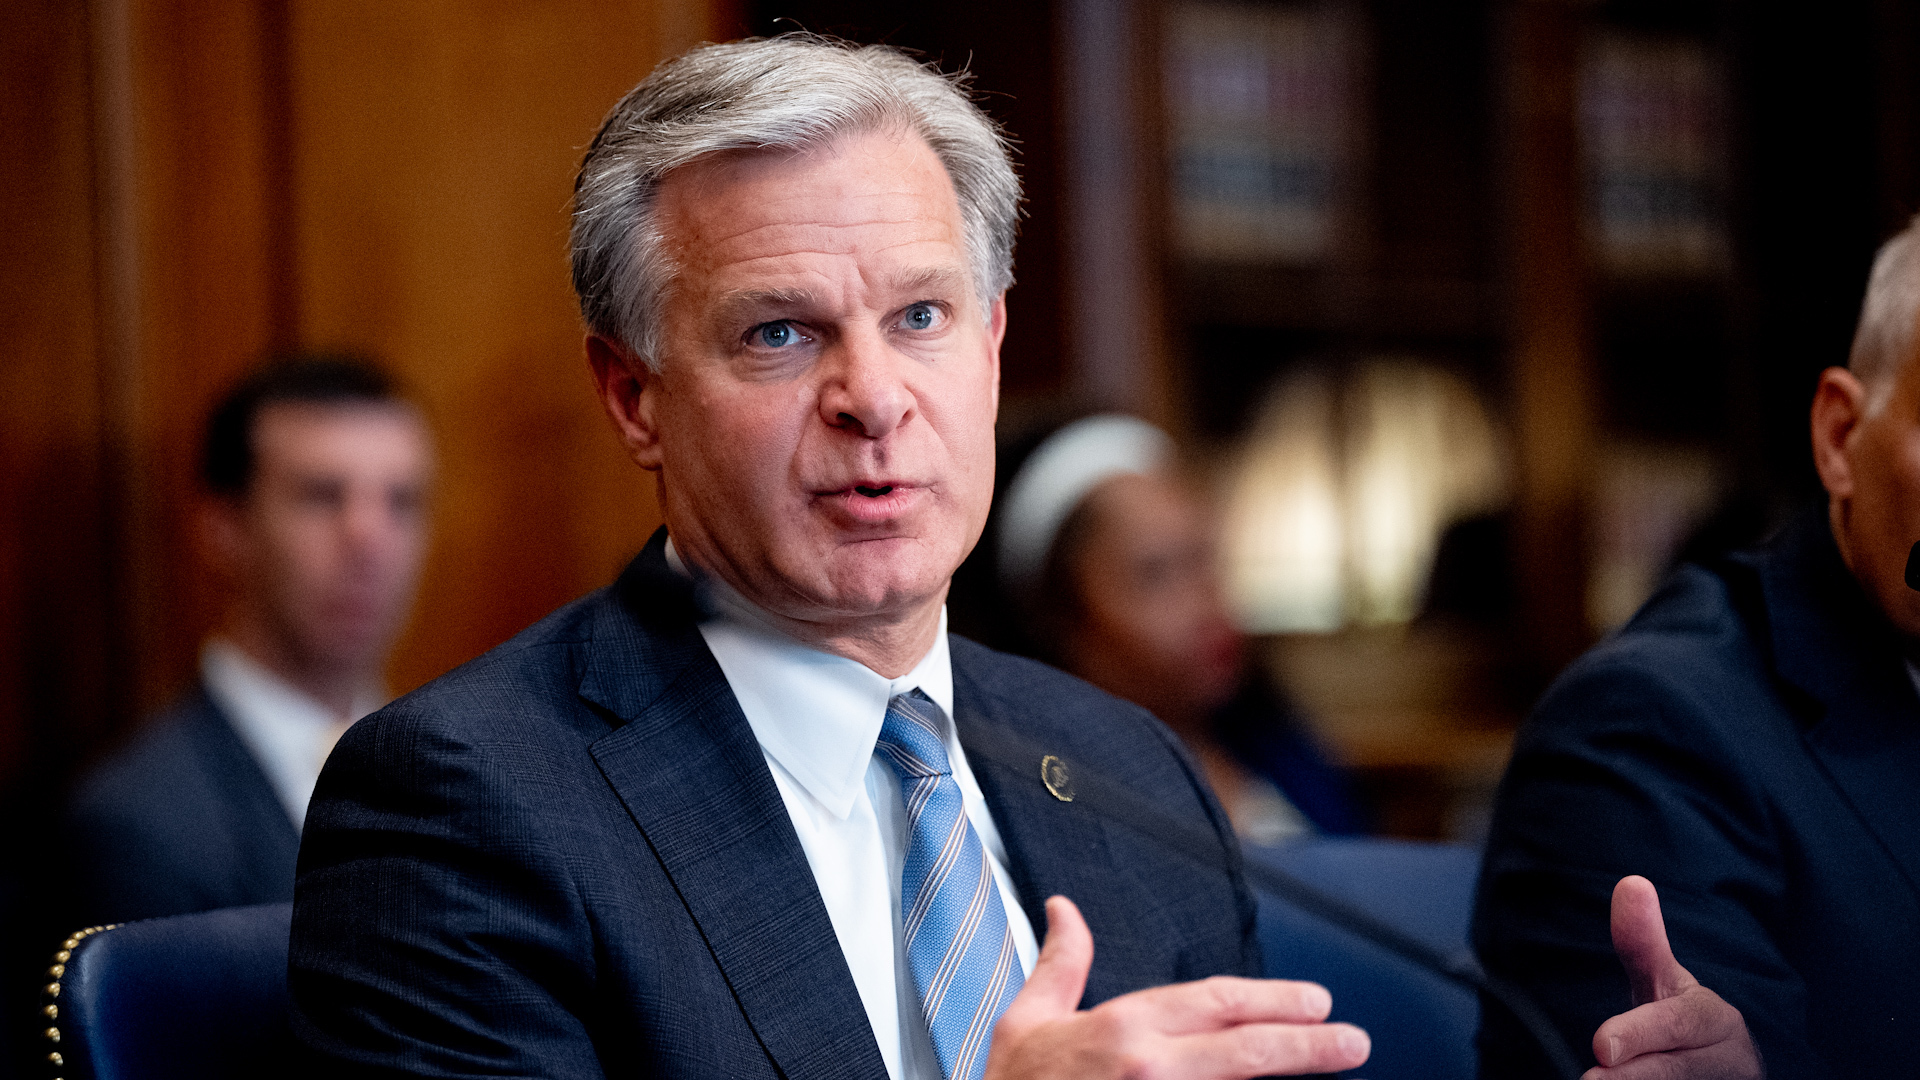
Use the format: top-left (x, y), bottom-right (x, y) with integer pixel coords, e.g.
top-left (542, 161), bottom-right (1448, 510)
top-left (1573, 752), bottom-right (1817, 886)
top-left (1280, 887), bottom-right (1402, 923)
top-left (1478, 212), bottom-right (1920, 1080)
top-left (1476, 215), bottom-right (1920, 1079)
top-left (292, 534), bottom-right (1252, 1077)
top-left (1475, 507), bottom-right (1920, 1079)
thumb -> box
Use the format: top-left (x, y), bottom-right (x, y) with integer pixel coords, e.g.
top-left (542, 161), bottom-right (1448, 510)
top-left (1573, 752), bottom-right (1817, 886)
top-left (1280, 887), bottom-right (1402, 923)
top-left (1610, 875), bottom-right (1695, 1006)
top-left (1010, 895), bottom-right (1093, 1018)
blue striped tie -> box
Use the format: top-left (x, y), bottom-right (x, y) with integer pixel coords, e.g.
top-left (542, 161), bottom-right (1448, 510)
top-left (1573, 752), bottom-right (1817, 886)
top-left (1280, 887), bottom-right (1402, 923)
top-left (874, 691), bottom-right (1025, 1080)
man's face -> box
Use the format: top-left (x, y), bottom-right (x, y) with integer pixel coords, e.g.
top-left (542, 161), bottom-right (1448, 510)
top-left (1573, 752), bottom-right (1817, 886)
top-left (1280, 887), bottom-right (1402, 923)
top-left (214, 402), bottom-right (433, 678)
top-left (631, 127), bottom-right (1003, 627)
top-left (1819, 357), bottom-right (1920, 642)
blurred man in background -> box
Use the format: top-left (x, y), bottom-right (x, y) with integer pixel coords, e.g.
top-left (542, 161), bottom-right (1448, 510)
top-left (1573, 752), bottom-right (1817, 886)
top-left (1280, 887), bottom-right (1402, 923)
top-left (1474, 220), bottom-right (1920, 1077)
top-left (64, 356), bottom-right (432, 924)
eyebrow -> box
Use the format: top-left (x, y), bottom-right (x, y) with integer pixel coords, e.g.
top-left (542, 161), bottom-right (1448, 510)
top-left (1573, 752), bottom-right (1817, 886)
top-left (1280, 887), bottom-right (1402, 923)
top-left (708, 267), bottom-right (973, 328)
top-left (709, 287), bottom-right (818, 328)
top-left (884, 265), bottom-right (970, 297)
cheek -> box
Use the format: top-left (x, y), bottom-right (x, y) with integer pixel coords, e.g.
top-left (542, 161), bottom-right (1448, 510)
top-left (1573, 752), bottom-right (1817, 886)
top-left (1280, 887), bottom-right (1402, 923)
top-left (676, 388), bottom-right (799, 489)
top-left (927, 377), bottom-right (999, 503)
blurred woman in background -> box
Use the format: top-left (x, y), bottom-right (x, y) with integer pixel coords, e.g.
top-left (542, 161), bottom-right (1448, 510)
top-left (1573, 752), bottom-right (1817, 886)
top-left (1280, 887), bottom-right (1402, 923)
top-left (979, 414), bottom-right (1366, 843)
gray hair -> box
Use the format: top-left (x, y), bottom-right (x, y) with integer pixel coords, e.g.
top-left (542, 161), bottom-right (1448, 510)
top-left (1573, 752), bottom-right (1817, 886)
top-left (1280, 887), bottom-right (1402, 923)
top-left (1850, 213), bottom-right (1920, 412)
top-left (570, 34), bottom-right (1022, 370)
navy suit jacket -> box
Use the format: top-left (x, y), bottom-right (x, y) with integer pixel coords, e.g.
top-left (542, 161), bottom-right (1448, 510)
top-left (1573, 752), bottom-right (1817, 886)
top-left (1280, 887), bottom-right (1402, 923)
top-left (65, 685), bottom-right (300, 925)
top-left (1473, 510), bottom-right (1920, 1078)
top-left (289, 533), bottom-right (1259, 1078)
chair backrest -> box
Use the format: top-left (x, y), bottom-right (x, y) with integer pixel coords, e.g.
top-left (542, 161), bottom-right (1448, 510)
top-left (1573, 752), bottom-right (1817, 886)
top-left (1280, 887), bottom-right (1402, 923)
top-left (1248, 838), bottom-right (1481, 1080)
top-left (41, 902), bottom-right (293, 1080)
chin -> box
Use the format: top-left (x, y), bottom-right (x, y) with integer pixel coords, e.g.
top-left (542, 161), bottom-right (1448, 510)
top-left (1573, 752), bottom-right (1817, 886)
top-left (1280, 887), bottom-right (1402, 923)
top-left (809, 539), bottom-right (952, 616)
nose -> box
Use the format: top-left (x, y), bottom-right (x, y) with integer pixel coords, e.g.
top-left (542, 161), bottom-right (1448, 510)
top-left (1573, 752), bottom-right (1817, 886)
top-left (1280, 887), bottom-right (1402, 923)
top-left (818, 328), bottom-right (913, 439)
top-left (340, 487), bottom-right (396, 563)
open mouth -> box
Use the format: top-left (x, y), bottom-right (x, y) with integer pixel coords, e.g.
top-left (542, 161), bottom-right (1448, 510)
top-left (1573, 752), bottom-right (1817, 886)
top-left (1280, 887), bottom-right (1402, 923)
top-left (854, 484), bottom-right (894, 498)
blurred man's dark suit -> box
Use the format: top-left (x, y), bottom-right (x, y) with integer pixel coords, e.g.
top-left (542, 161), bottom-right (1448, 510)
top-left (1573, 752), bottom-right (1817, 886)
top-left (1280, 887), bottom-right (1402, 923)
top-left (1475, 509), bottom-right (1920, 1079)
top-left (65, 690), bottom-right (298, 924)
top-left (290, 531), bottom-right (1260, 1078)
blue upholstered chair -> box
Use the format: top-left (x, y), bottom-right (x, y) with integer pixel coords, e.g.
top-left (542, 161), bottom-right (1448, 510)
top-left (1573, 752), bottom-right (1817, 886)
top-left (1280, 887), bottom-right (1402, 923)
top-left (1247, 838), bottom-right (1482, 1080)
top-left (34, 843), bottom-right (1507, 1080)
top-left (38, 902), bottom-right (293, 1080)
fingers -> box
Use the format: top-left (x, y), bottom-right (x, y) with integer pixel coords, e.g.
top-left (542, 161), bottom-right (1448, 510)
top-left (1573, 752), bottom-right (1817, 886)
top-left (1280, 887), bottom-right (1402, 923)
top-left (1591, 986), bottom-right (1753, 1070)
top-left (1158, 1021), bottom-right (1371, 1080)
top-left (1582, 1022), bottom-right (1762, 1080)
top-left (987, 898), bottom-right (1366, 1080)
top-left (1610, 876), bottom-right (1695, 1007)
top-left (1005, 896), bottom-right (1094, 1021)
top-left (1122, 975), bottom-right (1334, 1033)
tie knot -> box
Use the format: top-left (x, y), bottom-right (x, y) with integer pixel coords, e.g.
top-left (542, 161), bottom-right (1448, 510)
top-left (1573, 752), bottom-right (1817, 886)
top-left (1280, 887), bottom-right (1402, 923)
top-left (876, 691), bottom-right (953, 780)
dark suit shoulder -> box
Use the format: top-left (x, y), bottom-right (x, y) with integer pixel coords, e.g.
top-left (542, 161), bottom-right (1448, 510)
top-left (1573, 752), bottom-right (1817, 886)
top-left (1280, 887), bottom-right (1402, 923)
top-left (948, 634), bottom-right (1221, 810)
top-left (949, 635), bottom-right (1175, 746)
top-left (357, 586), bottom-right (623, 752)
top-left (70, 690), bottom-right (231, 817)
top-left (66, 686), bottom-right (298, 921)
top-left (1475, 557), bottom-right (1854, 1078)
top-left (1520, 563), bottom-right (1779, 758)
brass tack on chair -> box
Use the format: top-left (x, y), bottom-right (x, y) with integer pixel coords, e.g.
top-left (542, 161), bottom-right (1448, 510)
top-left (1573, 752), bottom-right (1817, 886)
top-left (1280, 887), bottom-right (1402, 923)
top-left (44, 1027), bottom-right (59, 1043)
top-left (43, 983), bottom-right (58, 998)
top-left (47, 1051), bottom-right (62, 1067)
top-left (53, 950), bottom-right (69, 963)
top-left (46, 964), bottom-right (63, 979)
top-left (43, 1003), bottom-right (56, 1020)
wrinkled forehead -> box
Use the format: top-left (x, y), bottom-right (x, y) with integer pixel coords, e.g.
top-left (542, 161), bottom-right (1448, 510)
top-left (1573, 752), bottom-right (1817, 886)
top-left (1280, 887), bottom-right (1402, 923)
top-left (652, 126), bottom-right (967, 269)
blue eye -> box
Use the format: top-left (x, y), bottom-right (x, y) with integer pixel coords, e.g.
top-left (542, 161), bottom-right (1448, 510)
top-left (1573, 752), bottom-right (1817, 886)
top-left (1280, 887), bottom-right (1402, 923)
top-left (901, 303), bottom-right (937, 331)
top-left (754, 322), bottom-right (798, 348)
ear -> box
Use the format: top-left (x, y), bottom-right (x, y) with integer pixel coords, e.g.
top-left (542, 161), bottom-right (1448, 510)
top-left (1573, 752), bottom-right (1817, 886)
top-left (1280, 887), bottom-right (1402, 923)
top-left (985, 293), bottom-right (1007, 414)
top-left (1811, 366), bottom-right (1867, 500)
top-left (197, 492), bottom-right (251, 578)
top-left (588, 335), bottom-right (665, 471)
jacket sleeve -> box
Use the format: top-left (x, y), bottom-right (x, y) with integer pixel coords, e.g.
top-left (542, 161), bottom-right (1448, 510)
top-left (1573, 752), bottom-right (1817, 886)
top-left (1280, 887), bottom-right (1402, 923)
top-left (1471, 659), bottom-right (1829, 1080)
top-left (288, 699), bottom-right (607, 1079)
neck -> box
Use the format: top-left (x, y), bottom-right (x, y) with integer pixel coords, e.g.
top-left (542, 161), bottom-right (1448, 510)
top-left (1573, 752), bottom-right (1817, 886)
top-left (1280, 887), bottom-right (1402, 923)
top-left (223, 617), bottom-right (375, 721)
top-left (676, 560), bottom-right (940, 679)
top-left (739, 590), bottom-right (946, 679)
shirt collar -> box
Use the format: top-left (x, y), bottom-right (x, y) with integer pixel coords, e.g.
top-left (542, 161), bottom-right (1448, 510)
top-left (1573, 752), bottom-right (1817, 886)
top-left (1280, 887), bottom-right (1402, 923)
top-left (201, 638), bottom-right (382, 731)
top-left (667, 537), bottom-right (955, 819)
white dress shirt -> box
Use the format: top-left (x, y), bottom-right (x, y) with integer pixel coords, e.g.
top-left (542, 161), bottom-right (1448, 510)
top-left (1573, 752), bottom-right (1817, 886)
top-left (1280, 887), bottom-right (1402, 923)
top-left (200, 639), bottom-right (383, 830)
top-left (669, 542), bottom-right (1040, 1080)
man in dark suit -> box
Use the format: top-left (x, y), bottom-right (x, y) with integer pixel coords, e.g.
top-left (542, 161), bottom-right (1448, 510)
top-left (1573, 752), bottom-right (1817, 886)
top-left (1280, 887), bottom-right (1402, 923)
top-left (1474, 219), bottom-right (1920, 1078)
top-left (66, 356), bottom-right (432, 924)
top-left (289, 35), bottom-right (1372, 1080)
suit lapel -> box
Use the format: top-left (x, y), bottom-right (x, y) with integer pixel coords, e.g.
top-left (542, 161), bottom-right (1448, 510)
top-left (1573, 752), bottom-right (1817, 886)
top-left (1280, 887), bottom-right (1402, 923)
top-left (1747, 514), bottom-right (1920, 900)
top-left (188, 689), bottom-right (301, 897)
top-left (581, 534), bottom-right (888, 1080)
top-left (952, 661), bottom-right (1148, 1007)
top-left (1800, 673), bottom-right (1920, 898)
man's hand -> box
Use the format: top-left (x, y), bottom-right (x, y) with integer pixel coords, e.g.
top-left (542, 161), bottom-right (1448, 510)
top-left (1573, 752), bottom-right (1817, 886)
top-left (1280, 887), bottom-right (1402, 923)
top-left (1586, 876), bottom-right (1762, 1080)
top-left (985, 896), bottom-right (1370, 1079)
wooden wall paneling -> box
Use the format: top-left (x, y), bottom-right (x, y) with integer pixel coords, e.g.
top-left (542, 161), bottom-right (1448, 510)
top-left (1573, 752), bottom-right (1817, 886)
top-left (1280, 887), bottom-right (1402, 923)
top-left (1503, 0), bottom-right (1597, 677)
top-left (289, 0), bottom-right (718, 694)
top-left (118, 0), bottom-right (290, 715)
top-left (0, 0), bottom-right (115, 785)
top-left (1058, 0), bottom-right (1172, 426)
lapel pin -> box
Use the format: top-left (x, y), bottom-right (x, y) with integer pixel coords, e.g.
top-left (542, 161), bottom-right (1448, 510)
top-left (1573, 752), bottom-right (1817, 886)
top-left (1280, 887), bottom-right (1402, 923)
top-left (1040, 755), bottom-right (1075, 802)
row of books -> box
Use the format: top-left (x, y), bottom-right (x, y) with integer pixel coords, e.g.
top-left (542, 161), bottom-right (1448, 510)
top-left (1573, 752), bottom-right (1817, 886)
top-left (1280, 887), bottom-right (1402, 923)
top-left (1163, 4), bottom-right (1730, 277)
top-left (1164, 1), bottom-right (1352, 262)
top-left (1580, 32), bottom-right (1730, 277)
